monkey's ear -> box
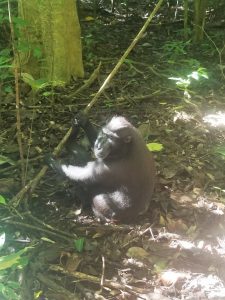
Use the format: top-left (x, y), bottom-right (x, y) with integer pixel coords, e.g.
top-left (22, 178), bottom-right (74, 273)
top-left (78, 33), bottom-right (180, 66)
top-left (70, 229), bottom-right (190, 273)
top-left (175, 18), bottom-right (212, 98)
top-left (123, 135), bottom-right (132, 143)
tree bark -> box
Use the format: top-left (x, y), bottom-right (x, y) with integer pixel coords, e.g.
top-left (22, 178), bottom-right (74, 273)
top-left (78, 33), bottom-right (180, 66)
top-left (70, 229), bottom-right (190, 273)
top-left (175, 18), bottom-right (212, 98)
top-left (193, 0), bottom-right (207, 42)
top-left (18, 0), bottom-right (84, 83)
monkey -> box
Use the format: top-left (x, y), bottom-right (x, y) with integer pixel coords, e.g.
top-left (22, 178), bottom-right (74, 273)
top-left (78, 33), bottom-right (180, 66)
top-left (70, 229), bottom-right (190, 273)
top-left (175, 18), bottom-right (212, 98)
top-left (47, 115), bottom-right (156, 223)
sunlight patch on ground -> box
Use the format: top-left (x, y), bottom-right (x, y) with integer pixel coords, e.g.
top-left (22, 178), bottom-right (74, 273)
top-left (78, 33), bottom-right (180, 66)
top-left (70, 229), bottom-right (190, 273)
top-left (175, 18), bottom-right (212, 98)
top-left (159, 270), bottom-right (225, 299)
top-left (173, 111), bottom-right (193, 122)
top-left (203, 112), bottom-right (225, 127)
top-left (159, 270), bottom-right (190, 286)
top-left (217, 236), bottom-right (225, 255)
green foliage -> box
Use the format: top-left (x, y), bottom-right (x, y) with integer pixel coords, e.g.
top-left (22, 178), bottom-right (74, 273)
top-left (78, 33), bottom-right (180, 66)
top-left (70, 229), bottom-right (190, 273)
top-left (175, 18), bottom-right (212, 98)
top-left (0, 154), bottom-right (15, 166)
top-left (103, 98), bottom-right (114, 108)
top-left (0, 7), bottom-right (8, 25)
top-left (147, 142), bottom-right (163, 152)
top-left (74, 237), bottom-right (85, 253)
top-left (0, 247), bottom-right (29, 271)
top-left (0, 280), bottom-right (21, 300)
top-left (0, 4), bottom-right (14, 93)
top-left (0, 7), bottom-right (43, 94)
top-left (215, 145), bottom-right (225, 158)
top-left (0, 49), bottom-right (13, 92)
top-left (162, 40), bottom-right (191, 58)
top-left (12, 16), bottom-right (28, 37)
top-left (179, 58), bottom-right (201, 69)
top-left (21, 72), bottom-right (65, 94)
top-left (0, 246), bottom-right (31, 300)
top-left (83, 33), bottom-right (96, 62)
top-left (0, 195), bottom-right (6, 205)
top-left (169, 67), bottom-right (208, 97)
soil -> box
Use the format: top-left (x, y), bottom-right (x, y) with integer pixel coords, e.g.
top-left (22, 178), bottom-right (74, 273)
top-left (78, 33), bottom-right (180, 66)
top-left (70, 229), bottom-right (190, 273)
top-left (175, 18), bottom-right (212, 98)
top-left (1, 3), bottom-right (225, 300)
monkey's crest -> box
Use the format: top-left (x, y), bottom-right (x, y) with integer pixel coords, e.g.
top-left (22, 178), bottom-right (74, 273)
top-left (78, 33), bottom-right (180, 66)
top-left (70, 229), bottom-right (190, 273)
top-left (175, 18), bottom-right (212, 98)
top-left (106, 116), bottom-right (131, 132)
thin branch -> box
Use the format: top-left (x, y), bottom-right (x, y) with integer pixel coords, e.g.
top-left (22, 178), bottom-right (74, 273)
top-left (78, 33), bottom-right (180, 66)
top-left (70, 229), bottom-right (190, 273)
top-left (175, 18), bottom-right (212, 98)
top-left (37, 273), bottom-right (79, 300)
top-left (8, 0), bottom-right (25, 186)
top-left (50, 265), bottom-right (150, 295)
top-left (70, 62), bottom-right (101, 98)
top-left (202, 27), bottom-right (225, 80)
top-left (11, 129), bottom-right (72, 207)
top-left (4, 219), bottom-right (72, 242)
top-left (84, 0), bottom-right (164, 114)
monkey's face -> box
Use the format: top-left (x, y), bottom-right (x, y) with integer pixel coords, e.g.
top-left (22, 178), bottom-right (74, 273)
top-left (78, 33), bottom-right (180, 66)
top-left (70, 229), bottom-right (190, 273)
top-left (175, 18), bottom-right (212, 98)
top-left (94, 127), bottom-right (132, 160)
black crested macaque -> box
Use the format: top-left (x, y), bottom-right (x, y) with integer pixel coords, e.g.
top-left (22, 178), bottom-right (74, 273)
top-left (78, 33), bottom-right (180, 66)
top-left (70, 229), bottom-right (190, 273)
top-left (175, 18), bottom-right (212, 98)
top-left (47, 115), bottom-right (156, 223)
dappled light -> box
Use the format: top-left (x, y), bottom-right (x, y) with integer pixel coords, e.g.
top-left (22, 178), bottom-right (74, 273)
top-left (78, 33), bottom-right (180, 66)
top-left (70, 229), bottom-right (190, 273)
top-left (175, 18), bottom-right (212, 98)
top-left (1, 0), bottom-right (225, 299)
top-left (203, 112), bottom-right (225, 127)
top-left (173, 111), bottom-right (193, 122)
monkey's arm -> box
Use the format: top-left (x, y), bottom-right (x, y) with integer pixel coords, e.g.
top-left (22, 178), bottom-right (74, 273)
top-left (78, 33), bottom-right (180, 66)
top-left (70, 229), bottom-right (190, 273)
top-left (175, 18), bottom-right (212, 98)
top-left (46, 156), bottom-right (109, 184)
top-left (61, 162), bottom-right (97, 182)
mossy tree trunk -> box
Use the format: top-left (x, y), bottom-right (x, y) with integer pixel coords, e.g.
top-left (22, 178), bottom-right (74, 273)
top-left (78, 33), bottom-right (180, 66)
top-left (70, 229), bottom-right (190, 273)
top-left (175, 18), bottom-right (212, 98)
top-left (193, 0), bottom-right (207, 43)
top-left (18, 0), bottom-right (84, 83)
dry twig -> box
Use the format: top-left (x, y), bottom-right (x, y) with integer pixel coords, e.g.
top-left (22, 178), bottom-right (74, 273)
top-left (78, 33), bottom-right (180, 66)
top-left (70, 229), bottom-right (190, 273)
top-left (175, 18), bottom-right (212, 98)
top-left (8, 0), bottom-right (25, 186)
top-left (70, 62), bottom-right (101, 98)
top-left (37, 273), bottom-right (79, 300)
top-left (50, 265), bottom-right (151, 295)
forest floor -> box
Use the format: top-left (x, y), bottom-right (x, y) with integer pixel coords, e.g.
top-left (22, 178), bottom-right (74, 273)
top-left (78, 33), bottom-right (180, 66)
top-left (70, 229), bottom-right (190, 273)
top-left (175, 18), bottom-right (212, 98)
top-left (2, 6), bottom-right (225, 300)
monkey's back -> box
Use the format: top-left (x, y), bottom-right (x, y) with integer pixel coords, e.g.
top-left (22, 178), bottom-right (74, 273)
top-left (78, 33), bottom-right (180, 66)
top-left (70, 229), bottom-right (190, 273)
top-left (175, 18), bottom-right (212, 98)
top-left (92, 143), bottom-right (156, 223)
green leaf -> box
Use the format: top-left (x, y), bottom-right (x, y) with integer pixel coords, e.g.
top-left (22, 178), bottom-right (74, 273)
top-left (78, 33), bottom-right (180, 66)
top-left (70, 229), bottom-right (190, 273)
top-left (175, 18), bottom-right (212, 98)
top-left (42, 91), bottom-right (53, 96)
top-left (0, 65), bottom-right (12, 69)
top-left (33, 47), bottom-right (42, 59)
top-left (0, 282), bottom-right (20, 300)
top-left (4, 86), bottom-right (13, 93)
top-left (6, 281), bottom-right (20, 289)
top-left (189, 71), bottom-right (199, 80)
top-left (0, 155), bottom-right (15, 165)
top-left (0, 195), bottom-right (6, 205)
top-left (147, 143), bottom-right (163, 152)
top-left (215, 146), bottom-right (225, 157)
top-left (34, 290), bottom-right (43, 299)
top-left (74, 238), bottom-right (85, 253)
top-left (18, 256), bottom-right (29, 267)
top-left (0, 56), bottom-right (11, 65)
top-left (13, 16), bottom-right (28, 27)
top-left (0, 247), bottom-right (31, 271)
top-left (0, 49), bottom-right (10, 56)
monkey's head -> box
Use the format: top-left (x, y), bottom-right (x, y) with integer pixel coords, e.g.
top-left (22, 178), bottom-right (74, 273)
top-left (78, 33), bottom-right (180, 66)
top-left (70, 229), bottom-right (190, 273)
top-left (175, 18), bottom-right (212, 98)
top-left (94, 117), bottom-right (133, 160)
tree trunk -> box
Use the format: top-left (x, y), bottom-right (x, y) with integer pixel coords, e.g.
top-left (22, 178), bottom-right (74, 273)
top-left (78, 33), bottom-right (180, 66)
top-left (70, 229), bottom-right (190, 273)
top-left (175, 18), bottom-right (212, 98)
top-left (193, 0), bottom-right (207, 43)
top-left (18, 0), bottom-right (84, 83)
top-left (183, 0), bottom-right (189, 40)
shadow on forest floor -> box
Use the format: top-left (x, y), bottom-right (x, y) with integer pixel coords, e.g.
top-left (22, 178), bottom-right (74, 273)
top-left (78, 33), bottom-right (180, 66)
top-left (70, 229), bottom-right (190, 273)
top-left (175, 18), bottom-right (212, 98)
top-left (1, 8), bottom-right (225, 300)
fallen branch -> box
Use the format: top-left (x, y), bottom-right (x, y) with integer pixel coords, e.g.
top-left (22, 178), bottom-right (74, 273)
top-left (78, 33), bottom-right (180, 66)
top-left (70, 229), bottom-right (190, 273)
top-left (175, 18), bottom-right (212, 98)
top-left (69, 62), bottom-right (101, 98)
top-left (10, 0), bottom-right (164, 207)
top-left (84, 0), bottom-right (164, 113)
top-left (50, 265), bottom-right (151, 295)
top-left (4, 220), bottom-right (73, 242)
top-left (11, 128), bottom-right (73, 207)
top-left (37, 273), bottom-right (79, 300)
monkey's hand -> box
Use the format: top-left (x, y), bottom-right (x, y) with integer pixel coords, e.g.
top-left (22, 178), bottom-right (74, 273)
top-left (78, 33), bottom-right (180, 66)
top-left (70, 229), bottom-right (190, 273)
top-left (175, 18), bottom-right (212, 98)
top-left (44, 155), bottom-right (64, 175)
top-left (69, 112), bottom-right (89, 142)
top-left (72, 112), bottom-right (89, 129)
